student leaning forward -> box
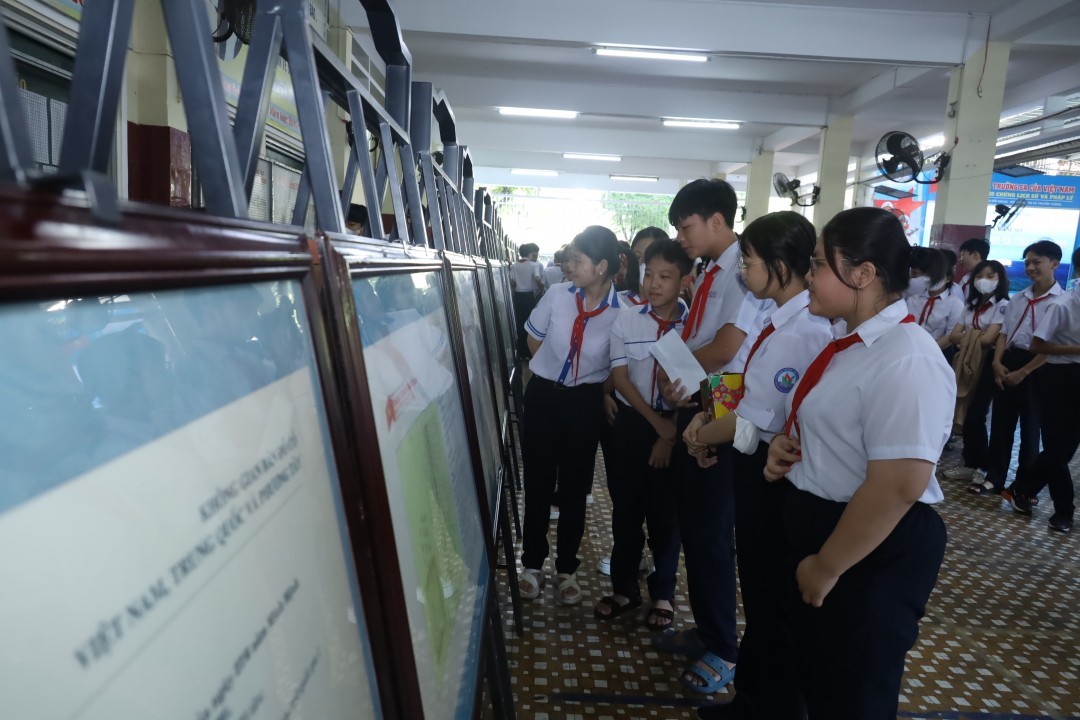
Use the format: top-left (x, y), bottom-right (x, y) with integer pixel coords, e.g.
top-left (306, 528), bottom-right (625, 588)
top-left (764, 207), bottom-right (956, 720)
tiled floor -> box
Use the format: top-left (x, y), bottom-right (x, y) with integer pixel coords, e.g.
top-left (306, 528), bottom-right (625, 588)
top-left (496, 432), bottom-right (1080, 719)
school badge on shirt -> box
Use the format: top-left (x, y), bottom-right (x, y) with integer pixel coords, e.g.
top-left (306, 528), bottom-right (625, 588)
top-left (774, 368), bottom-right (799, 393)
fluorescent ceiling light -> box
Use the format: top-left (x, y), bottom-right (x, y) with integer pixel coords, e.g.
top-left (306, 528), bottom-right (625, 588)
top-left (996, 129), bottom-right (1040, 147)
top-left (595, 47), bottom-right (708, 63)
top-left (498, 106), bottom-right (578, 119)
top-left (995, 134), bottom-right (1080, 159)
top-left (919, 133), bottom-right (945, 149)
top-left (511, 168), bottom-right (559, 177)
top-left (610, 174), bottom-right (658, 182)
top-left (663, 118), bottom-right (740, 130)
top-left (563, 152), bottom-right (621, 162)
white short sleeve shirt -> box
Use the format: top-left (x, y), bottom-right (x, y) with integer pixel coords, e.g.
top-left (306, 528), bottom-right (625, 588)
top-left (961, 297), bottom-right (1008, 331)
top-left (526, 282), bottom-right (623, 385)
top-left (1033, 288), bottom-right (1080, 365)
top-left (610, 301), bottom-right (689, 408)
top-left (785, 300), bottom-right (956, 504)
top-left (907, 291), bottom-right (965, 340)
top-left (683, 243), bottom-right (751, 367)
top-left (1002, 284), bottom-right (1064, 350)
top-left (735, 291), bottom-right (832, 442)
top-left (511, 259), bottom-right (541, 292)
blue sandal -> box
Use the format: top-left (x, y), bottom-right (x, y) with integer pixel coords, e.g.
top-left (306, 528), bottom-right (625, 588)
top-left (681, 651), bottom-right (736, 694)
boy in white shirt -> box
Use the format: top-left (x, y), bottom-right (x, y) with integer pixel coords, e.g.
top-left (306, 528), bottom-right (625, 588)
top-left (1007, 246), bottom-right (1080, 532)
top-left (511, 243), bottom-right (544, 359)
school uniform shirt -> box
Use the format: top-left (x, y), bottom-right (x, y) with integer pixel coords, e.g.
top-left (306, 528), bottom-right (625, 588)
top-left (907, 291), bottom-right (964, 341)
top-left (683, 243), bottom-right (766, 372)
top-left (785, 300), bottom-right (955, 504)
top-left (729, 292), bottom-right (774, 373)
top-left (960, 297), bottom-right (1008, 331)
top-left (1001, 283), bottom-right (1064, 350)
top-left (511, 258), bottom-right (542, 292)
top-left (734, 290), bottom-right (832, 444)
top-left (951, 274), bottom-right (971, 303)
top-left (526, 282), bottom-right (623, 386)
top-left (618, 289), bottom-right (648, 309)
top-left (544, 264), bottom-right (565, 287)
top-left (609, 300), bottom-right (689, 409)
top-left (1033, 287), bottom-right (1080, 365)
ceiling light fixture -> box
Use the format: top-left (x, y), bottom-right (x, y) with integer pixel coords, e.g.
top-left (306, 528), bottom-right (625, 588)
top-left (610, 174), bottom-right (658, 182)
top-left (995, 134), bottom-right (1080, 160)
top-left (563, 152), bottom-right (621, 162)
top-left (511, 168), bottom-right (559, 177)
top-left (498, 106), bottom-right (578, 119)
top-left (594, 47), bottom-right (709, 63)
top-left (662, 118), bottom-right (740, 130)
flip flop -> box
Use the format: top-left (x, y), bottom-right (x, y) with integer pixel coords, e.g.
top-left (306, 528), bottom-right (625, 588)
top-left (681, 651), bottom-right (736, 694)
top-left (651, 628), bottom-right (706, 659)
top-left (644, 606), bottom-right (675, 629)
top-left (593, 595), bottom-right (643, 620)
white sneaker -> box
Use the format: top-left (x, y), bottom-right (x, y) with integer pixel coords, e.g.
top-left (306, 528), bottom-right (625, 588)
top-left (942, 466), bottom-right (976, 480)
top-left (597, 555), bottom-right (611, 575)
top-left (550, 505), bottom-right (560, 520)
top-left (586, 493), bottom-right (594, 506)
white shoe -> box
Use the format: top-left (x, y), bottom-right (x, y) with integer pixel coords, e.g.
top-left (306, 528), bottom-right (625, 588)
top-left (586, 493), bottom-right (594, 506)
top-left (550, 505), bottom-right (560, 520)
top-left (942, 466), bottom-right (976, 480)
top-left (597, 555), bottom-right (611, 575)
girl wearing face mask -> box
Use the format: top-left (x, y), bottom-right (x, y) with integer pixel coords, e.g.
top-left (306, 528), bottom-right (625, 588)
top-left (942, 261), bottom-right (1011, 492)
top-left (906, 248), bottom-right (964, 353)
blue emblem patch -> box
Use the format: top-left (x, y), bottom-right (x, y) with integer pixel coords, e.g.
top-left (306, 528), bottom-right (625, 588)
top-left (774, 368), bottom-right (799, 393)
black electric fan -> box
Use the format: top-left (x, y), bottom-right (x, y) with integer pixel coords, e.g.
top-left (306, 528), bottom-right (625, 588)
top-left (875, 131), bottom-right (951, 184)
top-left (772, 172), bottom-right (820, 207)
top-left (991, 199), bottom-right (1027, 230)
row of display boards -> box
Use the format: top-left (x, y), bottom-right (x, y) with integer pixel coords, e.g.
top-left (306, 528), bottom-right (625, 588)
top-left (0, 0), bottom-right (527, 718)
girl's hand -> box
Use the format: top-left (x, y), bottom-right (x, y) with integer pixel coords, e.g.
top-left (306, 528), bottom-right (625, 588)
top-left (649, 438), bottom-right (674, 468)
top-left (765, 434), bottom-right (801, 481)
top-left (796, 554), bottom-right (839, 607)
top-left (682, 413), bottom-right (708, 454)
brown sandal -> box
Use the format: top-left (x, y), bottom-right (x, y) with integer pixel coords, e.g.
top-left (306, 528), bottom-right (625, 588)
top-left (644, 606), bottom-right (675, 629)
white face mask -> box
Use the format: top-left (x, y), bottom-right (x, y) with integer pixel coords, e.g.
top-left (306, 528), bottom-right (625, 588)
top-left (974, 277), bottom-right (998, 295)
top-left (907, 276), bottom-right (929, 295)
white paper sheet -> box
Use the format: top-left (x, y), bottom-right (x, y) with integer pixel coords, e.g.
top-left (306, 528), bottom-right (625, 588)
top-left (649, 330), bottom-right (707, 391)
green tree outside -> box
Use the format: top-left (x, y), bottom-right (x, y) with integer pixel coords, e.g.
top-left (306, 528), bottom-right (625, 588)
top-left (601, 192), bottom-right (675, 243)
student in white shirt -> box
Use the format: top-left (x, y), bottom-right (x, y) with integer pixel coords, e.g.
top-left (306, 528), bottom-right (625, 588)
top-left (519, 227), bottom-right (623, 605)
top-left (683, 211), bottom-right (832, 720)
top-left (511, 242), bottom-right (544, 359)
top-left (595, 239), bottom-right (691, 628)
top-left (956, 237), bottom-right (991, 298)
top-left (941, 260), bottom-right (1010, 490)
top-left (764, 207), bottom-right (955, 720)
top-left (1008, 246), bottom-right (1080, 532)
top-left (614, 240), bottom-right (645, 306)
top-left (650, 179), bottom-right (765, 695)
top-left (985, 240), bottom-right (1063, 495)
top-left (907, 248), bottom-right (964, 350)
top-left (941, 248), bottom-right (966, 304)
top-left (631, 226), bottom-right (670, 296)
top-left (544, 248), bottom-right (567, 287)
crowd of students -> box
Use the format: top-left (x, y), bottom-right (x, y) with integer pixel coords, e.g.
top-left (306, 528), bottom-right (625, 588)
top-left (514, 178), bottom-right (1080, 720)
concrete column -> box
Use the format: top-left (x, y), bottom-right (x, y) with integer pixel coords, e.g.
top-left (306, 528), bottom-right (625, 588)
top-left (814, 115), bottom-right (853, 231)
top-left (930, 41), bottom-right (1011, 249)
top-left (744, 150), bottom-right (774, 224)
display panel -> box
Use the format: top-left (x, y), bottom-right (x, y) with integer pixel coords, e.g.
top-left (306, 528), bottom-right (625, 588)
top-left (491, 265), bottom-right (516, 379)
top-left (477, 267), bottom-right (508, 421)
top-left (452, 269), bottom-right (501, 517)
top-left (0, 281), bottom-right (381, 719)
top-left (352, 270), bottom-right (489, 719)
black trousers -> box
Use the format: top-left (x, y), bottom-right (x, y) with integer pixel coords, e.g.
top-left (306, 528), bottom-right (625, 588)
top-left (608, 402), bottom-right (681, 602)
top-left (730, 444), bottom-right (805, 719)
top-left (676, 408), bottom-right (738, 664)
top-left (1014, 363), bottom-right (1080, 517)
top-left (521, 377), bottom-right (604, 574)
top-left (512, 290), bottom-right (537, 359)
top-left (986, 347), bottom-right (1042, 491)
top-left (785, 489), bottom-right (946, 720)
top-left (960, 350), bottom-right (996, 471)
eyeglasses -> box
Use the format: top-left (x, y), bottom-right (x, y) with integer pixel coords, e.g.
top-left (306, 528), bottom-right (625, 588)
top-left (737, 257), bottom-right (765, 272)
top-left (808, 257), bottom-right (828, 276)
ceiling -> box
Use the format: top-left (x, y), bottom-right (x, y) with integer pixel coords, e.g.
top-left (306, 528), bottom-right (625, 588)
top-left (340, 0), bottom-right (1080, 194)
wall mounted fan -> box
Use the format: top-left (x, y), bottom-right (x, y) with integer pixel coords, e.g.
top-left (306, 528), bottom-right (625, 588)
top-left (991, 199), bottom-right (1027, 230)
top-left (772, 172), bottom-right (820, 207)
top-left (875, 131), bottom-right (951, 184)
